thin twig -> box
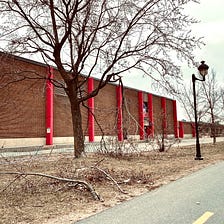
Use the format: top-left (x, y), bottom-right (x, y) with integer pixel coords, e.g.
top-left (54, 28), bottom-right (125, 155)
top-left (1, 174), bottom-right (22, 193)
top-left (91, 166), bottom-right (127, 194)
top-left (94, 158), bottom-right (105, 167)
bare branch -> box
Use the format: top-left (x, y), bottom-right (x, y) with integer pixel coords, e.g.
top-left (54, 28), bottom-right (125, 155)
top-left (0, 171), bottom-right (101, 200)
top-left (91, 166), bottom-right (127, 194)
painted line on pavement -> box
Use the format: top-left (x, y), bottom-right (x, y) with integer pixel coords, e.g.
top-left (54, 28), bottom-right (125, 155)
top-left (192, 211), bottom-right (214, 224)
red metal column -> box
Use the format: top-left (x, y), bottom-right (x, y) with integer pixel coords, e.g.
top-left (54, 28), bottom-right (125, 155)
top-left (138, 91), bottom-right (144, 140)
top-left (179, 121), bottom-right (184, 138)
top-left (46, 66), bottom-right (54, 145)
top-left (161, 97), bottom-right (167, 137)
top-left (192, 123), bottom-right (196, 138)
top-left (148, 93), bottom-right (154, 137)
top-left (173, 100), bottom-right (179, 138)
top-left (116, 85), bottom-right (123, 141)
top-left (88, 77), bottom-right (95, 142)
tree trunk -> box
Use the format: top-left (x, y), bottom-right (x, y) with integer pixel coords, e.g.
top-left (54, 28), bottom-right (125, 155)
top-left (67, 83), bottom-right (85, 158)
top-left (212, 126), bottom-right (216, 145)
top-left (211, 111), bottom-right (216, 145)
top-left (71, 100), bottom-right (85, 158)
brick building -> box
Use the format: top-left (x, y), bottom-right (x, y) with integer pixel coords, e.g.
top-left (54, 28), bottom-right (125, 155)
top-left (0, 53), bottom-right (198, 148)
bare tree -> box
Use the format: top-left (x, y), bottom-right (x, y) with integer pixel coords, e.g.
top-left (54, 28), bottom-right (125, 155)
top-left (200, 70), bottom-right (223, 144)
top-left (0, 0), bottom-right (202, 157)
top-left (221, 88), bottom-right (224, 112)
top-left (176, 80), bottom-right (205, 123)
top-left (177, 69), bottom-right (223, 143)
top-left (177, 81), bottom-right (194, 122)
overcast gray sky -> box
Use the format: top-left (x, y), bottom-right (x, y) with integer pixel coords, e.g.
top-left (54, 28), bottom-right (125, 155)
top-left (179, 0), bottom-right (224, 119)
top-left (182, 0), bottom-right (224, 81)
top-left (123, 0), bottom-right (224, 120)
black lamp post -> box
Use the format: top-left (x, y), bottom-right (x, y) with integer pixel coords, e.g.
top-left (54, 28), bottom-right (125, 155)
top-left (192, 61), bottom-right (209, 160)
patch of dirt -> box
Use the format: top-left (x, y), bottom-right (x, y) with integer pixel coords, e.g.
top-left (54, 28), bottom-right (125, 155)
top-left (0, 142), bottom-right (224, 224)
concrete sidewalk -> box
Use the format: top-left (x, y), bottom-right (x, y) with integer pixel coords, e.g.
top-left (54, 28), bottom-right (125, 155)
top-left (174, 136), bottom-right (224, 146)
top-left (0, 137), bottom-right (223, 157)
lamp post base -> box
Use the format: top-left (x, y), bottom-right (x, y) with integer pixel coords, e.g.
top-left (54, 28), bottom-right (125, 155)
top-left (195, 157), bottom-right (204, 160)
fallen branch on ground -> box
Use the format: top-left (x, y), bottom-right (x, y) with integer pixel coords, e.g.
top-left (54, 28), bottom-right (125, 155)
top-left (0, 171), bottom-right (101, 200)
top-left (91, 166), bottom-right (128, 194)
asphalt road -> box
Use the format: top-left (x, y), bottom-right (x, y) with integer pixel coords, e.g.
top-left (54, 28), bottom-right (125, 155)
top-left (75, 161), bottom-right (224, 224)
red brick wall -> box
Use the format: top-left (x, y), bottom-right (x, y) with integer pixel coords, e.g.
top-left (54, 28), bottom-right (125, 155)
top-left (166, 99), bottom-right (174, 135)
top-left (183, 122), bottom-right (193, 135)
top-left (53, 95), bottom-right (73, 137)
top-left (123, 88), bottom-right (139, 136)
top-left (53, 75), bottom-right (88, 137)
top-left (152, 95), bottom-right (163, 134)
top-left (0, 55), bottom-right (46, 138)
top-left (0, 53), bottom-right (179, 140)
top-left (93, 80), bottom-right (117, 136)
top-left (149, 95), bottom-right (175, 136)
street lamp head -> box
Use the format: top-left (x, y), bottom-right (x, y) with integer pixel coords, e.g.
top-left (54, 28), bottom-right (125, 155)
top-left (198, 61), bottom-right (209, 77)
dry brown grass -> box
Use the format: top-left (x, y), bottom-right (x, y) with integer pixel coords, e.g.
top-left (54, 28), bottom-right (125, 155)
top-left (0, 142), bottom-right (224, 224)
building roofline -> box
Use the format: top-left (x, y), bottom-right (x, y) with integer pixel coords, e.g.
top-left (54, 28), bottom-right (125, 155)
top-left (0, 51), bottom-right (53, 69)
top-left (0, 51), bottom-right (174, 100)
